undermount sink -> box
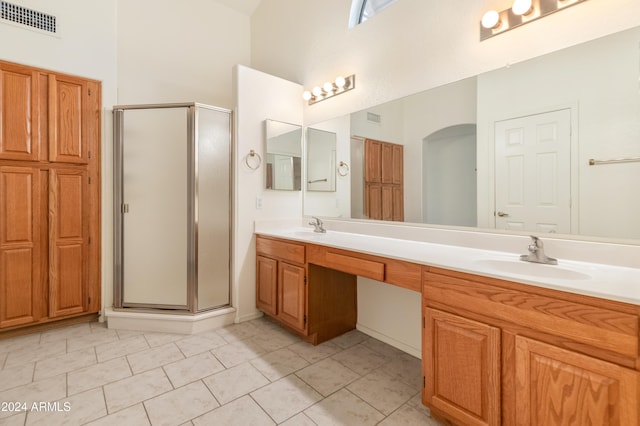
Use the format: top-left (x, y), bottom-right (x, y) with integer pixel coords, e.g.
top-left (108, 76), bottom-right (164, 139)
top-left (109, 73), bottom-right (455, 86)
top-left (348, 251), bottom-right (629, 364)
top-left (476, 259), bottom-right (591, 281)
top-left (289, 230), bottom-right (326, 238)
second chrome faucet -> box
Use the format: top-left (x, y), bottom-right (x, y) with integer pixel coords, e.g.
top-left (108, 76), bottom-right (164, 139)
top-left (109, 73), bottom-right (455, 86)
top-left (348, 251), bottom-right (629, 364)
top-left (520, 235), bottom-right (557, 265)
top-left (309, 216), bottom-right (326, 233)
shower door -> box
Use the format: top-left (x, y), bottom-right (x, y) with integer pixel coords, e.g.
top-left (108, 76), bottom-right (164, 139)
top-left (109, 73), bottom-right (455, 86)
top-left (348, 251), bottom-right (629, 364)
top-left (114, 103), bottom-right (231, 312)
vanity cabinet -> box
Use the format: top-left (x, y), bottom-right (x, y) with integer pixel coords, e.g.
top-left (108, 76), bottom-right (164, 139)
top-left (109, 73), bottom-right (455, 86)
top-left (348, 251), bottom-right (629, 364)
top-left (364, 138), bottom-right (404, 221)
top-left (0, 60), bottom-right (101, 332)
top-left (422, 267), bottom-right (640, 426)
top-left (256, 235), bottom-right (359, 344)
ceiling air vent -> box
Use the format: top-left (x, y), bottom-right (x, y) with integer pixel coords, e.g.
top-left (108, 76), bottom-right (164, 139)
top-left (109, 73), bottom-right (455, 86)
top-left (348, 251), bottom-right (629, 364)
top-left (367, 112), bottom-right (381, 124)
top-left (1, 1), bottom-right (56, 33)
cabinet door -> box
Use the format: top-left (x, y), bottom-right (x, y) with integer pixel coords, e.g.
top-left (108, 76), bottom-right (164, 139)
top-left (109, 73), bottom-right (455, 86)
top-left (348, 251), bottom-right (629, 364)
top-left (49, 168), bottom-right (87, 317)
top-left (277, 262), bottom-right (306, 332)
top-left (392, 185), bottom-right (404, 221)
top-left (256, 255), bottom-right (277, 316)
top-left (0, 63), bottom-right (41, 161)
top-left (0, 166), bottom-right (43, 327)
top-left (425, 308), bottom-right (501, 426)
top-left (515, 336), bottom-right (639, 426)
top-left (381, 185), bottom-right (393, 221)
top-left (49, 74), bottom-right (88, 164)
top-left (392, 144), bottom-right (403, 185)
top-left (365, 183), bottom-right (382, 220)
top-left (381, 143), bottom-right (393, 184)
top-left (365, 139), bottom-right (381, 183)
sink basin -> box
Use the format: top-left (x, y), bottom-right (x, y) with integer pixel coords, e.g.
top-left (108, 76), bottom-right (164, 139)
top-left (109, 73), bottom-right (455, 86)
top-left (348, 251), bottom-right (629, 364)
top-left (476, 259), bottom-right (591, 281)
top-left (289, 230), bottom-right (326, 238)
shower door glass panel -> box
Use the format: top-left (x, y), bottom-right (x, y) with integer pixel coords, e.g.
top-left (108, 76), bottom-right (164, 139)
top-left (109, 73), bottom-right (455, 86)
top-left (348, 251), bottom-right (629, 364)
top-left (123, 108), bottom-right (188, 307)
top-left (197, 107), bottom-right (231, 310)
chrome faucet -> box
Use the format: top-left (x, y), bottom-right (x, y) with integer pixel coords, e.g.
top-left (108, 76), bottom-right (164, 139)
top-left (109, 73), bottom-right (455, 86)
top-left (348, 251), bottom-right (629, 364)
top-left (520, 236), bottom-right (557, 265)
top-left (309, 216), bottom-right (326, 233)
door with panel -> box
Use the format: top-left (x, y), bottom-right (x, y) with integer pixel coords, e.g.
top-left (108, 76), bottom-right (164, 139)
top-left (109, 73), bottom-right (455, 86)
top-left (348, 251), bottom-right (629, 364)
top-left (48, 74), bottom-right (89, 165)
top-left (256, 255), bottom-right (278, 316)
top-left (424, 308), bottom-right (501, 426)
top-left (277, 262), bottom-right (306, 333)
top-left (515, 336), bottom-right (639, 425)
top-left (49, 168), bottom-right (88, 318)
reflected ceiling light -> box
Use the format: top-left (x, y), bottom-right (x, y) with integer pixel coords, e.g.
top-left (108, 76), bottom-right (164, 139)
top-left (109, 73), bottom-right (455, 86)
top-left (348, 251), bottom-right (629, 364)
top-left (480, 0), bottom-right (588, 41)
top-left (481, 10), bottom-right (501, 29)
top-left (302, 74), bottom-right (356, 105)
top-left (512, 0), bottom-right (533, 16)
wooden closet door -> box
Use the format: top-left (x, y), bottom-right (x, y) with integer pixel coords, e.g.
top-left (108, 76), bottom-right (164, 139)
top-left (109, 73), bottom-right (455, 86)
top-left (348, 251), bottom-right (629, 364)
top-left (0, 166), bottom-right (43, 327)
top-left (49, 168), bottom-right (87, 317)
top-left (0, 64), bottom-right (42, 161)
top-left (364, 139), bottom-right (381, 183)
top-left (49, 74), bottom-right (89, 164)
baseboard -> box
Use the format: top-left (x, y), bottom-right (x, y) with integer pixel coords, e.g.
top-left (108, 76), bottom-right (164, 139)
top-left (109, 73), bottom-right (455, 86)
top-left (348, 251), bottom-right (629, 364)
top-left (105, 307), bottom-right (237, 334)
top-left (356, 322), bottom-right (422, 359)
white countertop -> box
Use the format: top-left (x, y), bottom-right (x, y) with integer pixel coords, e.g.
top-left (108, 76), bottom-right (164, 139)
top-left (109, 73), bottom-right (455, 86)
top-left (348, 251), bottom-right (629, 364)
top-left (256, 227), bottom-right (640, 306)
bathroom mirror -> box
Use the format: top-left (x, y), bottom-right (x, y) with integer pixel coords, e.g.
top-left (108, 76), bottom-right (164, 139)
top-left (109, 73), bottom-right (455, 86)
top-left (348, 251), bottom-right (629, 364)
top-left (306, 127), bottom-right (337, 192)
top-left (265, 119), bottom-right (302, 191)
top-left (303, 25), bottom-right (640, 242)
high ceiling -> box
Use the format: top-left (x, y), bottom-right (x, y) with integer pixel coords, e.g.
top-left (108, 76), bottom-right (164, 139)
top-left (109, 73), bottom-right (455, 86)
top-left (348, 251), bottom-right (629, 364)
top-left (214, 0), bottom-right (262, 15)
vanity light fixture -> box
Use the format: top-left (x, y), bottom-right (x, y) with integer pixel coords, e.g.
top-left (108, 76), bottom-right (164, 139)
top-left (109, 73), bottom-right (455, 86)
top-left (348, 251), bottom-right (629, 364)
top-left (302, 74), bottom-right (356, 105)
top-left (480, 0), bottom-right (587, 41)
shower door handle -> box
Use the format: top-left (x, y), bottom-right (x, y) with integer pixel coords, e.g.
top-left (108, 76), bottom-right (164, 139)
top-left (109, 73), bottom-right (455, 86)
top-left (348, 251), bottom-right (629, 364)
top-left (496, 211), bottom-right (509, 217)
top-left (122, 203), bottom-right (129, 214)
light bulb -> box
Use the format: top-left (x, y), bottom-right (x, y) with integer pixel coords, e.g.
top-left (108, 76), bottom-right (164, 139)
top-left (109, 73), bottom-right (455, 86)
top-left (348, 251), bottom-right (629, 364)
top-left (312, 86), bottom-right (323, 97)
top-left (335, 76), bottom-right (346, 88)
top-left (302, 91), bottom-right (312, 101)
top-left (323, 81), bottom-right (334, 92)
top-left (481, 10), bottom-right (500, 29)
top-left (512, 0), bottom-right (533, 16)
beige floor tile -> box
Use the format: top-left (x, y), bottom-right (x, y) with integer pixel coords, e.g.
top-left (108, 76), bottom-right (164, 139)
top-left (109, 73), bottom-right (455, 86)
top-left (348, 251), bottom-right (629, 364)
top-left (163, 351), bottom-right (225, 388)
top-left (215, 321), bottom-right (260, 343)
top-left (295, 357), bottom-right (360, 397)
top-left (114, 329), bottom-right (145, 339)
top-left (33, 347), bottom-right (96, 381)
top-left (279, 412), bottom-right (317, 426)
top-left (362, 337), bottom-right (406, 359)
top-left (0, 333), bottom-right (42, 357)
top-left (202, 362), bottom-right (269, 405)
top-left (378, 403), bottom-right (443, 425)
top-left (126, 342), bottom-right (184, 374)
top-left (0, 412), bottom-right (26, 425)
top-left (103, 368), bottom-right (172, 414)
top-left (305, 388), bottom-right (384, 426)
top-left (3, 340), bottom-right (66, 369)
top-left (0, 362), bottom-right (35, 392)
top-left (252, 326), bottom-right (300, 352)
top-left (0, 351), bottom-right (7, 369)
top-left (25, 388), bottom-right (106, 426)
top-left (66, 330), bottom-right (119, 353)
top-left (67, 357), bottom-right (132, 395)
top-left (251, 375), bottom-right (322, 423)
top-left (332, 343), bottom-right (390, 376)
top-left (144, 381), bottom-right (219, 426)
top-left (143, 331), bottom-right (186, 348)
top-left (193, 395), bottom-right (274, 426)
top-left (330, 329), bottom-right (369, 349)
top-left (39, 323), bottom-right (93, 343)
top-left (95, 334), bottom-right (149, 362)
top-left (84, 403), bottom-right (150, 426)
top-left (380, 353), bottom-right (422, 390)
top-left (175, 335), bottom-right (226, 357)
top-left (0, 376), bottom-right (67, 420)
top-left (250, 348), bottom-right (309, 382)
top-left (211, 338), bottom-right (266, 368)
top-left (288, 340), bottom-right (341, 364)
top-left (347, 369), bottom-right (417, 415)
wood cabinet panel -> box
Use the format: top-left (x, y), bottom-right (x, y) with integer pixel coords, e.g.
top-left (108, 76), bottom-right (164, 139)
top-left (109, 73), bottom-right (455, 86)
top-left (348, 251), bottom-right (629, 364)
top-left (278, 262), bottom-right (306, 332)
top-left (49, 74), bottom-right (87, 164)
top-left (256, 255), bottom-right (277, 316)
top-left (381, 185), bottom-right (393, 221)
top-left (392, 144), bottom-right (403, 185)
top-left (515, 336), bottom-right (639, 426)
top-left (49, 168), bottom-right (87, 318)
top-left (0, 64), bottom-right (40, 161)
top-left (425, 308), bottom-right (501, 426)
top-left (364, 139), bottom-right (403, 222)
top-left (381, 143), bottom-right (393, 184)
top-left (364, 139), bottom-right (381, 183)
top-left (365, 183), bottom-right (382, 220)
top-left (392, 185), bottom-right (403, 221)
top-left (0, 166), bottom-right (42, 327)
top-left (256, 236), bottom-right (305, 265)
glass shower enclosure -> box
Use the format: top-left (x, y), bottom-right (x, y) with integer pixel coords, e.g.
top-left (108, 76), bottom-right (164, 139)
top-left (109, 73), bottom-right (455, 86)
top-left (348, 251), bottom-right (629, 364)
top-left (113, 103), bottom-right (232, 312)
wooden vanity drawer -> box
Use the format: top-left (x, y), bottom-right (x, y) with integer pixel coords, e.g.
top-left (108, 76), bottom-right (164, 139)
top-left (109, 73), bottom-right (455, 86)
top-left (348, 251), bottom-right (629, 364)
top-left (325, 251), bottom-right (385, 281)
top-left (256, 236), bottom-right (305, 265)
top-left (423, 268), bottom-right (639, 360)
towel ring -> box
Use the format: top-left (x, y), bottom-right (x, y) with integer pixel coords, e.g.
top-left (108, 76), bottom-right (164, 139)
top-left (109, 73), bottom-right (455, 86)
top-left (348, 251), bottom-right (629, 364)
top-left (245, 149), bottom-right (262, 170)
top-left (337, 161), bottom-right (350, 176)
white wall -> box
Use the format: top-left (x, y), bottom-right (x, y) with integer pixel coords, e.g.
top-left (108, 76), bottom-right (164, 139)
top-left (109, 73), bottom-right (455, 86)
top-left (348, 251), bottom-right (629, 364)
top-left (251, 0), bottom-right (640, 126)
top-left (233, 65), bottom-right (303, 322)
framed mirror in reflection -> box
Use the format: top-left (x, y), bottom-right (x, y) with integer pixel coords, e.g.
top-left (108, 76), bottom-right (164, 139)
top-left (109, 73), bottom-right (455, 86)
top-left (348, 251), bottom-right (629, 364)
top-left (303, 25), bottom-right (640, 242)
top-left (265, 119), bottom-right (302, 191)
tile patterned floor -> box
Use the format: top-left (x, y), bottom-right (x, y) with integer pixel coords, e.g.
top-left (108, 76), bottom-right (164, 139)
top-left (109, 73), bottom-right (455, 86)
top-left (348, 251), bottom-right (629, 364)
top-left (0, 316), bottom-right (442, 425)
